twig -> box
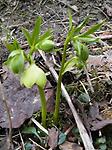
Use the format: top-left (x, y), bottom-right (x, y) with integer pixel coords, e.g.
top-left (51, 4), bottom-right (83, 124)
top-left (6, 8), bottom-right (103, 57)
top-left (84, 66), bottom-right (94, 93)
top-left (31, 118), bottom-right (48, 135)
top-left (29, 138), bottom-right (47, 150)
top-left (39, 51), bottom-right (95, 150)
top-left (19, 131), bottom-right (25, 150)
top-left (0, 81), bottom-right (13, 149)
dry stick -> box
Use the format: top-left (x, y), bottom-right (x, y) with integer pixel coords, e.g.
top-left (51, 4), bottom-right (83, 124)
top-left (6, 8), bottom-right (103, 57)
top-left (0, 81), bottom-right (12, 149)
top-left (39, 51), bottom-right (95, 150)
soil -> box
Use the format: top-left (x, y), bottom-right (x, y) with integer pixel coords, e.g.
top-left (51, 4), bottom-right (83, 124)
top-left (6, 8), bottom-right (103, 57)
top-left (0, 0), bottom-right (112, 150)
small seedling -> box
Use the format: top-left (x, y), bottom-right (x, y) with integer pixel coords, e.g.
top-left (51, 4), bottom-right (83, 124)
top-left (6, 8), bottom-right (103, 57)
top-left (4, 16), bottom-right (55, 127)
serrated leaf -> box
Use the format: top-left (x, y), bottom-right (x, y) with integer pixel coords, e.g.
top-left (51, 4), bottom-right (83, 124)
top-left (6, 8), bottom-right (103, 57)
top-left (78, 93), bottom-right (90, 103)
top-left (22, 27), bottom-right (32, 47)
top-left (31, 16), bottom-right (42, 46)
top-left (58, 133), bottom-right (66, 145)
top-left (20, 63), bottom-right (46, 88)
top-left (74, 17), bottom-right (89, 35)
top-left (81, 20), bottom-right (105, 36)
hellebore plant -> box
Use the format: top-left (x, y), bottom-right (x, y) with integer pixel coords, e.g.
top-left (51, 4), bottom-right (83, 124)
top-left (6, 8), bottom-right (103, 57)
top-left (53, 13), bottom-right (105, 124)
top-left (4, 17), bottom-right (55, 127)
top-left (4, 14), bottom-right (105, 127)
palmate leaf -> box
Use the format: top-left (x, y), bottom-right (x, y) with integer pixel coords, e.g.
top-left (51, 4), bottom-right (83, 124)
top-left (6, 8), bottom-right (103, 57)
top-left (20, 63), bottom-right (46, 88)
top-left (81, 20), bottom-right (105, 36)
top-left (31, 16), bottom-right (42, 46)
top-left (22, 27), bottom-right (32, 47)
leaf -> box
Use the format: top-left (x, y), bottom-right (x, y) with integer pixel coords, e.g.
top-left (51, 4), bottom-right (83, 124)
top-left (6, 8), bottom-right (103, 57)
top-left (31, 16), bottom-right (42, 45)
top-left (22, 27), bottom-right (32, 47)
top-left (68, 10), bottom-right (73, 30)
top-left (78, 93), bottom-right (90, 103)
top-left (78, 35), bottom-right (99, 43)
top-left (20, 63), bottom-right (46, 88)
top-left (13, 39), bottom-right (20, 50)
top-left (64, 26), bottom-right (75, 47)
top-left (74, 17), bottom-right (89, 35)
top-left (22, 127), bottom-right (39, 137)
top-left (5, 41), bottom-right (15, 52)
top-left (63, 57), bottom-right (78, 74)
top-left (8, 50), bottom-right (21, 58)
top-left (58, 132), bottom-right (66, 145)
top-left (81, 20), bottom-right (105, 36)
top-left (48, 127), bottom-right (59, 149)
top-left (25, 143), bottom-right (33, 150)
top-left (38, 29), bottom-right (53, 42)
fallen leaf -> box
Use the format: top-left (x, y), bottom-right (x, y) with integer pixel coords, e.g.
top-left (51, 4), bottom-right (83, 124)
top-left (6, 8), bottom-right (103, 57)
top-left (59, 141), bottom-right (83, 150)
top-left (91, 120), bottom-right (112, 131)
top-left (0, 68), bottom-right (54, 128)
top-left (48, 127), bottom-right (59, 149)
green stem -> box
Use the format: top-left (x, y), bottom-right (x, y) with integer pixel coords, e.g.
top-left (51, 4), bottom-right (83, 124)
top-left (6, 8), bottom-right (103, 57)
top-left (38, 86), bottom-right (47, 128)
top-left (53, 43), bottom-right (67, 125)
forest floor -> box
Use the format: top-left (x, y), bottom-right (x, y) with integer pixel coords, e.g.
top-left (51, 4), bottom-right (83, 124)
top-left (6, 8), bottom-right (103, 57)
top-left (0, 0), bottom-right (112, 149)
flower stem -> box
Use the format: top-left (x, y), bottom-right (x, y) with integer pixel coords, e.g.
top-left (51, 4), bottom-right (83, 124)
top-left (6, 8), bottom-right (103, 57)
top-left (38, 86), bottom-right (47, 128)
top-left (53, 44), bottom-right (67, 125)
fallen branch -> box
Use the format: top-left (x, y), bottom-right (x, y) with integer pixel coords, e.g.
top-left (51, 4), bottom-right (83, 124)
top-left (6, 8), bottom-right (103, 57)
top-left (39, 51), bottom-right (95, 150)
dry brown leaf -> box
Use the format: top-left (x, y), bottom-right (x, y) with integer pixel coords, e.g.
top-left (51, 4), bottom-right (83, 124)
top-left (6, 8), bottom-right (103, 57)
top-left (59, 141), bottom-right (83, 150)
top-left (91, 120), bottom-right (112, 131)
top-left (48, 127), bottom-right (59, 149)
top-left (0, 69), bottom-right (54, 128)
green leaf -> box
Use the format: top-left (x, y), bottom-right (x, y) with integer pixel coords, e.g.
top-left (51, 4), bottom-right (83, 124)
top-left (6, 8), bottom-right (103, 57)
top-left (38, 29), bottom-right (53, 42)
top-left (31, 16), bottom-right (42, 45)
top-left (25, 143), bottom-right (32, 150)
top-left (74, 17), bottom-right (89, 35)
top-left (22, 27), bottom-right (32, 47)
top-left (58, 133), bottom-right (66, 145)
top-left (64, 26), bottom-right (75, 47)
top-left (99, 144), bottom-right (107, 150)
top-left (78, 93), bottom-right (90, 103)
top-left (13, 39), bottom-right (20, 50)
top-left (20, 63), bottom-right (46, 88)
top-left (22, 127), bottom-right (39, 137)
top-left (35, 39), bottom-right (55, 52)
top-left (5, 41), bottom-right (15, 51)
top-left (5, 39), bottom-right (20, 51)
top-left (77, 35), bottom-right (99, 43)
top-left (63, 57), bottom-right (78, 74)
top-left (81, 20), bottom-right (105, 36)
top-left (68, 10), bottom-right (73, 30)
